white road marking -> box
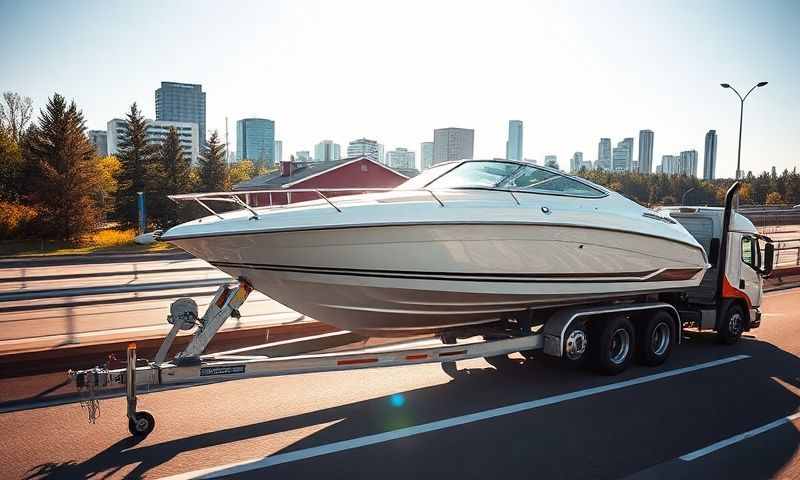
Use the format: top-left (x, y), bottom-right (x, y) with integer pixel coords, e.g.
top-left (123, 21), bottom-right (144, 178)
top-left (679, 411), bottom-right (800, 461)
top-left (164, 354), bottom-right (750, 480)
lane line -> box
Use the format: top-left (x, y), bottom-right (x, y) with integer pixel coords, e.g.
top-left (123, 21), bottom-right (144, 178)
top-left (164, 354), bottom-right (750, 480)
top-left (0, 278), bottom-right (232, 302)
top-left (679, 411), bottom-right (800, 461)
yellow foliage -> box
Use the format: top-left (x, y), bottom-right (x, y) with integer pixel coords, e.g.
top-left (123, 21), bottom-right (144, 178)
top-left (82, 228), bottom-right (135, 248)
top-left (0, 201), bottom-right (38, 239)
top-left (95, 155), bottom-right (121, 195)
top-left (765, 191), bottom-right (783, 205)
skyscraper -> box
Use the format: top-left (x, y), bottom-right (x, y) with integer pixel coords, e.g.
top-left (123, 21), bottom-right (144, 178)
top-left (597, 138), bottom-right (611, 170)
top-left (155, 82), bottom-right (206, 145)
top-left (433, 128), bottom-right (474, 164)
top-left (612, 138), bottom-right (633, 171)
top-left (506, 120), bottom-right (523, 161)
top-left (680, 150), bottom-right (698, 177)
top-left (638, 130), bottom-right (654, 174)
top-left (347, 138), bottom-right (382, 162)
top-left (236, 118), bottom-right (275, 167)
top-left (703, 130), bottom-right (718, 180)
top-left (274, 140), bottom-right (283, 163)
top-left (386, 147), bottom-right (416, 170)
top-left (420, 141), bottom-right (434, 170)
top-left (570, 152), bottom-right (584, 173)
top-left (314, 140), bottom-right (341, 162)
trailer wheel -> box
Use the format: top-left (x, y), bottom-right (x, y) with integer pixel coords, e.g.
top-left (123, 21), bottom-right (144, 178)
top-left (590, 316), bottom-right (634, 375)
top-left (717, 304), bottom-right (745, 345)
top-left (561, 320), bottom-right (590, 367)
top-left (636, 311), bottom-right (675, 366)
top-left (128, 411), bottom-right (155, 438)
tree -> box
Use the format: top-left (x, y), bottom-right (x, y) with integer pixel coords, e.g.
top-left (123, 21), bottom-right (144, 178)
top-left (22, 93), bottom-right (101, 241)
top-left (150, 127), bottom-right (193, 227)
top-left (0, 92), bottom-right (33, 143)
top-left (0, 125), bottom-right (24, 202)
top-left (765, 192), bottom-right (783, 205)
top-left (229, 159), bottom-right (257, 185)
top-left (199, 131), bottom-right (229, 192)
top-left (114, 103), bottom-right (156, 227)
top-left (95, 155), bottom-right (121, 220)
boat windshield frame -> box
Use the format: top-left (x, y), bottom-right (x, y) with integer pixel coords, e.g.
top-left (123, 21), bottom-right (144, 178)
top-left (401, 159), bottom-right (609, 199)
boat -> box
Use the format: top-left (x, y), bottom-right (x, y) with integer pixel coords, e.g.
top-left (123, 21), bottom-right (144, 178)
top-left (160, 159), bottom-right (709, 337)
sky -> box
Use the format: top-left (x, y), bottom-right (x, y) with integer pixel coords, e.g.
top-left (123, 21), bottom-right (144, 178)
top-left (1, 0), bottom-right (798, 177)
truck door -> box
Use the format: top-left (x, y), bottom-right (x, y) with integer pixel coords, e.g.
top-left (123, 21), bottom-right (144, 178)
top-left (739, 234), bottom-right (763, 307)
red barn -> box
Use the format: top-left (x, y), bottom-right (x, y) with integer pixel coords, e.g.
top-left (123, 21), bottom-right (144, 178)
top-left (234, 157), bottom-right (417, 207)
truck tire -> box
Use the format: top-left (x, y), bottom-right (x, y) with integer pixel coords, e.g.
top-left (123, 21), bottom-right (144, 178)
top-left (590, 316), bottom-right (635, 375)
top-left (636, 311), bottom-right (675, 366)
top-left (561, 320), bottom-right (590, 367)
top-left (717, 303), bottom-right (745, 345)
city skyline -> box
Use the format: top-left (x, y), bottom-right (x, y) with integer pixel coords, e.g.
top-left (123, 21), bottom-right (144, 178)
top-left (2, 1), bottom-right (797, 177)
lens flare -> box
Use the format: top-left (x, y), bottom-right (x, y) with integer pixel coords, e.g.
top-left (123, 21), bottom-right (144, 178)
top-left (389, 393), bottom-right (406, 407)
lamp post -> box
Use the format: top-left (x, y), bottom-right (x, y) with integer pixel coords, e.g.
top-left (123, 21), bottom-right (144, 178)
top-left (720, 81), bottom-right (768, 179)
top-left (681, 187), bottom-right (696, 206)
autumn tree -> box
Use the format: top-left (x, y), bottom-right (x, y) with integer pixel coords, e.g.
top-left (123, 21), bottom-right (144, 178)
top-left (22, 94), bottom-right (101, 241)
top-left (114, 103), bottom-right (156, 227)
top-left (0, 125), bottom-right (24, 202)
top-left (95, 155), bottom-right (121, 220)
top-left (199, 131), bottom-right (229, 192)
top-left (0, 92), bottom-right (33, 143)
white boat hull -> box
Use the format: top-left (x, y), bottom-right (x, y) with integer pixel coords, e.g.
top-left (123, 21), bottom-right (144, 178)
top-left (169, 223), bottom-right (707, 336)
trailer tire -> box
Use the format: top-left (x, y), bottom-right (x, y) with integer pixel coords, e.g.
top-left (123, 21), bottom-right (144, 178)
top-left (590, 316), bottom-right (634, 375)
top-left (561, 320), bottom-right (590, 367)
top-left (717, 303), bottom-right (745, 345)
top-left (128, 411), bottom-right (155, 437)
top-left (636, 311), bottom-right (675, 366)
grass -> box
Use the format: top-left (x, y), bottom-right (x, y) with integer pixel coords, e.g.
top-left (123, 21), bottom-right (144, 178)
top-left (0, 228), bottom-right (177, 257)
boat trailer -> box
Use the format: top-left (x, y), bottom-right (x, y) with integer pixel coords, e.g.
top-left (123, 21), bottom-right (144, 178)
top-left (69, 280), bottom-right (679, 438)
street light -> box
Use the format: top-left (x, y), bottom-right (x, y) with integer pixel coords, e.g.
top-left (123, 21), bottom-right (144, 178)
top-left (720, 81), bottom-right (768, 179)
top-left (681, 187), bottom-right (696, 206)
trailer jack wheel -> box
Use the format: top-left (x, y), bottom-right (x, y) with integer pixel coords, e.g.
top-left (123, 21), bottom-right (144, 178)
top-left (128, 411), bottom-right (155, 437)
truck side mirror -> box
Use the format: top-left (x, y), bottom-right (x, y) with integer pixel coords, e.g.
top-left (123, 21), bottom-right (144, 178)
top-left (708, 238), bottom-right (719, 265)
top-left (762, 243), bottom-right (774, 277)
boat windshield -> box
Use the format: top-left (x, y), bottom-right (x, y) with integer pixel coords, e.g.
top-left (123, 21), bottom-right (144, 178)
top-left (408, 160), bottom-right (606, 198)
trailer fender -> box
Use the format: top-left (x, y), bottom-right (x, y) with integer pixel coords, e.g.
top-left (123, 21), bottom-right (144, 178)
top-left (542, 303), bottom-right (681, 358)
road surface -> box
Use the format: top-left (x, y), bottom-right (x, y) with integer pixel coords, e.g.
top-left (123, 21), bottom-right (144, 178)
top-left (0, 288), bottom-right (798, 479)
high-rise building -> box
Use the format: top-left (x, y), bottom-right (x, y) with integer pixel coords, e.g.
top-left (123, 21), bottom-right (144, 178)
top-left (295, 151), bottom-right (311, 162)
top-left (155, 82), bottom-right (206, 145)
top-left (433, 128), bottom-right (474, 164)
top-left (612, 138), bottom-right (633, 171)
top-left (506, 120), bottom-right (523, 161)
top-left (420, 141), bottom-right (434, 170)
top-left (236, 118), bottom-right (275, 167)
top-left (570, 152), bottom-right (584, 173)
top-left (88, 130), bottom-right (108, 157)
top-left (347, 138), bottom-right (381, 162)
top-left (638, 130), bottom-right (654, 174)
top-left (314, 140), bottom-right (341, 163)
top-left (386, 147), bottom-right (416, 170)
top-left (274, 140), bottom-right (283, 164)
top-left (597, 138), bottom-right (611, 170)
top-left (680, 150), bottom-right (698, 177)
top-left (107, 118), bottom-right (200, 165)
top-left (660, 155), bottom-right (679, 175)
top-left (703, 130), bottom-right (717, 180)
top-left (544, 155), bottom-right (559, 169)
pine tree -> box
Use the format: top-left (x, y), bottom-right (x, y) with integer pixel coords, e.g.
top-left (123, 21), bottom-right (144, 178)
top-left (150, 127), bottom-right (193, 227)
top-left (199, 131), bottom-right (229, 192)
top-left (22, 94), bottom-right (101, 241)
top-left (114, 103), bottom-right (156, 227)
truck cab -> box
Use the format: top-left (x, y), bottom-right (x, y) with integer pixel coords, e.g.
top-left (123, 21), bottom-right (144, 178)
top-left (658, 203), bottom-right (774, 342)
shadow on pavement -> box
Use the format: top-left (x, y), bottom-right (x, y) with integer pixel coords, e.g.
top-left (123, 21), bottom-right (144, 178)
top-left (26, 334), bottom-right (800, 480)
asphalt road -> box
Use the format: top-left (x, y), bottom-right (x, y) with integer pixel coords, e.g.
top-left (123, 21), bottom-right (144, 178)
top-left (0, 289), bottom-right (798, 479)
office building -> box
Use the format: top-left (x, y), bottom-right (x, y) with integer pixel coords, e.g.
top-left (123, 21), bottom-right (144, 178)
top-left (386, 147), bottom-right (416, 170)
top-left (420, 141), bottom-right (434, 170)
top-left (660, 151), bottom-right (698, 177)
top-left (612, 138), bottom-right (633, 171)
top-left (107, 118), bottom-right (199, 165)
top-left (703, 130), bottom-right (717, 180)
top-left (544, 155), bottom-right (559, 169)
top-left (88, 130), bottom-right (108, 157)
top-left (274, 140), bottom-right (283, 164)
top-left (236, 118), bottom-right (275, 167)
top-left (347, 138), bottom-right (382, 162)
top-left (433, 128), bottom-right (474, 164)
top-left (581, 160), bottom-right (593, 170)
top-left (638, 130), bottom-right (654, 174)
top-left (314, 140), bottom-right (341, 163)
top-left (597, 138), bottom-right (611, 170)
top-left (570, 152), bottom-right (584, 173)
top-left (155, 82), bottom-right (206, 145)
top-left (295, 151), bottom-right (311, 162)
top-left (680, 150), bottom-right (698, 177)
top-left (506, 120), bottom-right (523, 161)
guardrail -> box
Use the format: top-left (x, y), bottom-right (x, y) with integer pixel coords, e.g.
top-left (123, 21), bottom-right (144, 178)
top-left (774, 238), bottom-right (800, 267)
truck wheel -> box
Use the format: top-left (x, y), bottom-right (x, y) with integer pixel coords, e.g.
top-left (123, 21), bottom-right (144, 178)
top-left (561, 320), bottom-right (590, 367)
top-left (717, 304), bottom-right (745, 345)
top-left (590, 316), bottom-right (634, 375)
top-left (636, 311), bottom-right (675, 366)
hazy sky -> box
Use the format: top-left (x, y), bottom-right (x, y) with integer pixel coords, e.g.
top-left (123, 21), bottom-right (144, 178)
top-left (1, 0), bottom-right (798, 176)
